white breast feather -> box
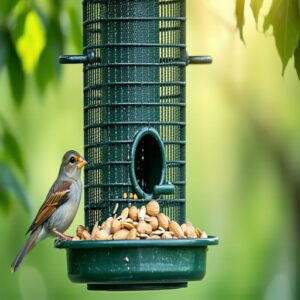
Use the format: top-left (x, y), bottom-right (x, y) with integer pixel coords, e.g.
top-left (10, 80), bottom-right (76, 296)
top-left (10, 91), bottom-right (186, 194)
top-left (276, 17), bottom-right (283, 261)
top-left (46, 180), bottom-right (82, 234)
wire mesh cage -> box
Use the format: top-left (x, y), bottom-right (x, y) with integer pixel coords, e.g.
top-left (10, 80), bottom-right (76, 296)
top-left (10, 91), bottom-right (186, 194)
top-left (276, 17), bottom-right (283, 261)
top-left (83, 0), bottom-right (186, 228)
top-left (56, 0), bottom-right (218, 291)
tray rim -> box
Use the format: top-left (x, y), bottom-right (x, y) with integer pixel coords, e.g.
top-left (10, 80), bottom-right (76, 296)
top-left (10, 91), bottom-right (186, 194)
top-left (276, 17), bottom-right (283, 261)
top-left (55, 235), bottom-right (219, 249)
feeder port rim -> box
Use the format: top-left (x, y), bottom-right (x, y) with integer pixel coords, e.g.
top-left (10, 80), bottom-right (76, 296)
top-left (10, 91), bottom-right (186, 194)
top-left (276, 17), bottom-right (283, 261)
top-left (130, 127), bottom-right (167, 199)
top-left (55, 236), bottom-right (219, 249)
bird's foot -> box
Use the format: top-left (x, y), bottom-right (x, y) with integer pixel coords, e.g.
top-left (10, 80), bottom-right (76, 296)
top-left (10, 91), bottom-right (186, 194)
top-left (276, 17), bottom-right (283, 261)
top-left (52, 228), bottom-right (72, 241)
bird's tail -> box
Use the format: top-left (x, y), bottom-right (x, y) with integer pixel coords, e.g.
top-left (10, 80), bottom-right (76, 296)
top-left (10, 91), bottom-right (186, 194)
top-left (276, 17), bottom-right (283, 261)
top-left (10, 228), bottom-right (41, 272)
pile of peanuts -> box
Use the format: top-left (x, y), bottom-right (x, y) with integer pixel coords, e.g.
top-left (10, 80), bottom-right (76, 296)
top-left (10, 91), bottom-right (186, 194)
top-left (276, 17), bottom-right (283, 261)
top-left (73, 200), bottom-right (208, 241)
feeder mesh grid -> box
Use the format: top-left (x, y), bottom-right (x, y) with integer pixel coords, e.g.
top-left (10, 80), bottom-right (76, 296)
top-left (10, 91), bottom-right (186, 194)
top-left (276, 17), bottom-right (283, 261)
top-left (83, 0), bottom-right (186, 228)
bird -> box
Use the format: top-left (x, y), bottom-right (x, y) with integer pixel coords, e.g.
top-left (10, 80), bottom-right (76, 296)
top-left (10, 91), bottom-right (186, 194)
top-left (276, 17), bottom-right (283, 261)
top-left (11, 150), bottom-right (87, 272)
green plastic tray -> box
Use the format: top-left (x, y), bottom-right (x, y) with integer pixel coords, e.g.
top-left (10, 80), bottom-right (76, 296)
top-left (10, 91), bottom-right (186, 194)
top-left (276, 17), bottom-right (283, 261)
top-left (55, 237), bottom-right (218, 291)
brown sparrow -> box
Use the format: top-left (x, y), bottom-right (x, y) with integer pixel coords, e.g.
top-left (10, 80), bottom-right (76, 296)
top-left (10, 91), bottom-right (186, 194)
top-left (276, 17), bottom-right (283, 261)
top-left (11, 150), bottom-right (87, 272)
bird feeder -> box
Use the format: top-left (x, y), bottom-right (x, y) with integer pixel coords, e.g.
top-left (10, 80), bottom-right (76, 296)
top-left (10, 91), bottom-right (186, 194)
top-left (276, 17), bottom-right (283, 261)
top-left (55, 0), bottom-right (218, 291)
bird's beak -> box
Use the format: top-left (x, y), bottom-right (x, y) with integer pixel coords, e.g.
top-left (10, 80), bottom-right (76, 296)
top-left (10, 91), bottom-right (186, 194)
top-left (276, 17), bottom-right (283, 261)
top-left (77, 156), bottom-right (87, 169)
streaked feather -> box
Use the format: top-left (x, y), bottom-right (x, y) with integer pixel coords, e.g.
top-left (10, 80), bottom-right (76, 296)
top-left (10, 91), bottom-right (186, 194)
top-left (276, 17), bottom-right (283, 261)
top-left (26, 180), bottom-right (71, 234)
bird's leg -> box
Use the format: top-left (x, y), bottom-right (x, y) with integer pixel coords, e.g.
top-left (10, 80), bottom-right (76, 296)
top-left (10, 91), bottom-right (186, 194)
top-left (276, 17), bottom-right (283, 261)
top-left (52, 228), bottom-right (72, 241)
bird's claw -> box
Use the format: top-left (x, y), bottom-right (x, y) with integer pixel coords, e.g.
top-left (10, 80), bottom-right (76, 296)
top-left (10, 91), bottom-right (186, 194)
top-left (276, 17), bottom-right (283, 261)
top-left (60, 235), bottom-right (72, 241)
top-left (52, 228), bottom-right (72, 240)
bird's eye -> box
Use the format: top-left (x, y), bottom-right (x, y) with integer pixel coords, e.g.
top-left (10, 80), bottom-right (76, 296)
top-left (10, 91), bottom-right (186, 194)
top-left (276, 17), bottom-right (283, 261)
top-left (69, 157), bottom-right (76, 164)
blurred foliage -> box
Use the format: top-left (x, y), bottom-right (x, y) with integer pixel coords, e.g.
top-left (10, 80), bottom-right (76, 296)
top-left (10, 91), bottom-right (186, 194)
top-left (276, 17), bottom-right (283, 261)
top-left (0, 0), bottom-right (82, 213)
top-left (0, 1), bottom-right (299, 299)
top-left (0, 117), bottom-right (31, 214)
top-left (0, 0), bottom-right (299, 215)
top-left (0, 0), bottom-right (82, 105)
top-left (236, 0), bottom-right (300, 78)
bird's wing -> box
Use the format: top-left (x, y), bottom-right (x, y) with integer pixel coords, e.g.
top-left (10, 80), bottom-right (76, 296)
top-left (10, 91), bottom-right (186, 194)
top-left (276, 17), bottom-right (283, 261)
top-left (26, 180), bottom-right (72, 234)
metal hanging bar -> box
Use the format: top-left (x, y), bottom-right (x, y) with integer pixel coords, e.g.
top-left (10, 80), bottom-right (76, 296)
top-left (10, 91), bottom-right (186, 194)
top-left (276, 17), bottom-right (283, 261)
top-left (58, 51), bottom-right (96, 64)
top-left (187, 55), bottom-right (212, 64)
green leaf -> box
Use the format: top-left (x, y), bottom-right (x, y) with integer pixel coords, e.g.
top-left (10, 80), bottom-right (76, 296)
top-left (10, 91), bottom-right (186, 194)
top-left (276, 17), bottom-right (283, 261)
top-left (250, 0), bottom-right (264, 24)
top-left (0, 29), bottom-right (7, 71)
top-left (11, 6), bottom-right (28, 43)
top-left (0, 163), bottom-right (32, 213)
top-left (34, 43), bottom-right (54, 93)
top-left (68, 6), bottom-right (82, 52)
top-left (0, 0), bottom-right (18, 17)
top-left (235, 0), bottom-right (246, 43)
top-left (7, 33), bottom-right (26, 106)
top-left (2, 128), bottom-right (25, 173)
top-left (294, 39), bottom-right (300, 79)
top-left (34, 15), bottom-right (64, 93)
top-left (16, 10), bottom-right (46, 73)
top-left (264, 0), bottom-right (300, 75)
top-left (0, 191), bottom-right (12, 214)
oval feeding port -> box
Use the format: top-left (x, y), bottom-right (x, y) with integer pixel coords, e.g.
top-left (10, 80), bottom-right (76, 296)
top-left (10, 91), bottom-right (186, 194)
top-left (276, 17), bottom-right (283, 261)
top-left (130, 128), bottom-right (166, 199)
top-left (134, 135), bottom-right (163, 193)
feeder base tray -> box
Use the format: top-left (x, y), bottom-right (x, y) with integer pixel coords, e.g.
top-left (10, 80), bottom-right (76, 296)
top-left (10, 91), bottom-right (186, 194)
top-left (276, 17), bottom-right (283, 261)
top-left (55, 237), bottom-right (218, 291)
top-left (87, 282), bottom-right (187, 291)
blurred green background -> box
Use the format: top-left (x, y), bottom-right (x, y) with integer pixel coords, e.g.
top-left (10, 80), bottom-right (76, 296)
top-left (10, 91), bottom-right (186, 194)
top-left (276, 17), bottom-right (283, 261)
top-left (1, 0), bottom-right (300, 299)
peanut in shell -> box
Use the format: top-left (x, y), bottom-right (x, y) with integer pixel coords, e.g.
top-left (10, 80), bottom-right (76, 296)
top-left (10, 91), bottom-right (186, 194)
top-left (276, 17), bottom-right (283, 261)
top-left (128, 206), bottom-right (138, 221)
top-left (94, 229), bottom-right (109, 240)
top-left (111, 218), bottom-right (121, 234)
top-left (146, 200), bottom-right (160, 216)
top-left (201, 231), bottom-right (208, 239)
top-left (169, 220), bottom-right (185, 238)
top-left (113, 229), bottom-right (129, 240)
top-left (120, 207), bottom-right (129, 220)
top-left (162, 232), bottom-right (173, 239)
top-left (186, 224), bottom-right (197, 238)
top-left (157, 213), bottom-right (169, 230)
top-left (122, 222), bottom-right (134, 230)
top-left (149, 217), bottom-right (159, 230)
top-left (147, 235), bottom-right (160, 239)
top-left (76, 225), bottom-right (91, 240)
top-left (138, 206), bottom-right (146, 221)
top-left (127, 228), bottom-right (137, 240)
top-left (137, 220), bottom-right (147, 234)
top-left (145, 223), bottom-right (153, 234)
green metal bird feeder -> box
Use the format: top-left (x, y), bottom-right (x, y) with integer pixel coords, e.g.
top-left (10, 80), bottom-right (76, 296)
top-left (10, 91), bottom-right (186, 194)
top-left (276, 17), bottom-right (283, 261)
top-left (55, 0), bottom-right (218, 291)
